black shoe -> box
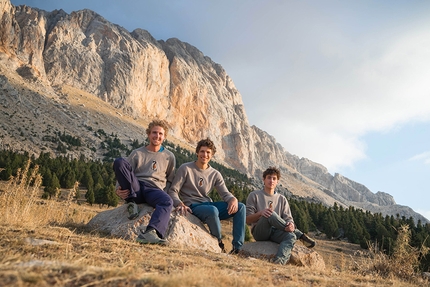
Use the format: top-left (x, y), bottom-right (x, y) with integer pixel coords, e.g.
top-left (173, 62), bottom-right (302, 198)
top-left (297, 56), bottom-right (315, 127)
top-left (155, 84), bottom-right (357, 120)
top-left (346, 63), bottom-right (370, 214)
top-left (229, 248), bottom-right (240, 255)
top-left (219, 241), bottom-right (226, 253)
top-left (300, 233), bottom-right (316, 248)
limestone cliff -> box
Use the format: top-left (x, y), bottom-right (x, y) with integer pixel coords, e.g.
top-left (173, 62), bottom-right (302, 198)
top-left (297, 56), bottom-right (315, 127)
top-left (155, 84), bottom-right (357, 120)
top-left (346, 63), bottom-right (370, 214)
top-left (0, 0), bottom-right (427, 224)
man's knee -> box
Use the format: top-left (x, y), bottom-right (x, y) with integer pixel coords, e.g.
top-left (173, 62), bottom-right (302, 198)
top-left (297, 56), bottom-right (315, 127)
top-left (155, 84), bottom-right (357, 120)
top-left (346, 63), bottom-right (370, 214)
top-left (159, 192), bottom-right (173, 208)
top-left (165, 195), bottom-right (173, 208)
top-left (206, 205), bottom-right (219, 217)
top-left (194, 205), bottom-right (219, 220)
top-left (113, 157), bottom-right (127, 170)
top-left (268, 211), bottom-right (280, 218)
top-left (233, 202), bottom-right (246, 218)
top-left (282, 231), bottom-right (297, 242)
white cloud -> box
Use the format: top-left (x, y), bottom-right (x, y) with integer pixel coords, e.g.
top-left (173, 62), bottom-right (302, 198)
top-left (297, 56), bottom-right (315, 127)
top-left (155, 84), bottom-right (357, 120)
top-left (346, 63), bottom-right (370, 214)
top-left (259, 118), bottom-right (368, 172)
top-left (409, 151), bottom-right (430, 164)
top-left (248, 22), bottom-right (430, 173)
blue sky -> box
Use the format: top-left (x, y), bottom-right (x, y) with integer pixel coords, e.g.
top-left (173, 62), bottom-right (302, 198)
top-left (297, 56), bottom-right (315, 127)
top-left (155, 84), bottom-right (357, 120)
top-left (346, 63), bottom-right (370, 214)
top-left (11, 0), bottom-right (430, 221)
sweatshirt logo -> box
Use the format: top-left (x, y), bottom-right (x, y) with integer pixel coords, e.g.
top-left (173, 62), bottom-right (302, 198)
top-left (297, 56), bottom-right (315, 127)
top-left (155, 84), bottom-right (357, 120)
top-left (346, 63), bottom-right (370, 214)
top-left (151, 160), bottom-right (157, 171)
top-left (198, 177), bottom-right (204, 187)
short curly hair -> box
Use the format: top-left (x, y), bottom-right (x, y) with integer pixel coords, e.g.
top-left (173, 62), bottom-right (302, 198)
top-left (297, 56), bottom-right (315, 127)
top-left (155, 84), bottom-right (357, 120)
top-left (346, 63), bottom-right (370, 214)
top-left (146, 119), bottom-right (169, 137)
top-left (196, 138), bottom-right (217, 155)
top-left (263, 166), bottom-right (281, 180)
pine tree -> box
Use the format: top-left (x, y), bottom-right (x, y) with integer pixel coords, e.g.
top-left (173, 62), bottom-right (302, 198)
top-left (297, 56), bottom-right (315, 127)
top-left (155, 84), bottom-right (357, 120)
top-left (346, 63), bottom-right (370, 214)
top-left (322, 208), bottom-right (338, 239)
top-left (43, 173), bottom-right (60, 199)
top-left (106, 184), bottom-right (119, 207)
top-left (80, 168), bottom-right (94, 190)
top-left (61, 168), bottom-right (76, 189)
top-left (85, 186), bottom-right (95, 205)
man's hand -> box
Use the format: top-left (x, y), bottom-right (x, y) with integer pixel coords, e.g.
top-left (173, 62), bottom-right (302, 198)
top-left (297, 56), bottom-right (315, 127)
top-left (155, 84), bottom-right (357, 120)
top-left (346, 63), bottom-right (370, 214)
top-left (260, 208), bottom-right (273, 218)
top-left (176, 203), bottom-right (192, 216)
top-left (115, 186), bottom-right (130, 200)
top-left (284, 222), bottom-right (295, 232)
top-left (227, 197), bottom-right (239, 215)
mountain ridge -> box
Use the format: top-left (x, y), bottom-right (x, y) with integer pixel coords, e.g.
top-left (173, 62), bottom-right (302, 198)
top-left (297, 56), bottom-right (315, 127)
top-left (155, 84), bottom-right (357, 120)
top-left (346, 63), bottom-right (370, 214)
top-left (0, 0), bottom-right (427, 224)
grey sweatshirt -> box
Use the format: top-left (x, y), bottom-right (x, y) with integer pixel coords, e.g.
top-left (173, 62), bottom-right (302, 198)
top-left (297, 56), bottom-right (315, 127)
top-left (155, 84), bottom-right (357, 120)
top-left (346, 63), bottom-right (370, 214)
top-left (246, 189), bottom-right (294, 229)
top-left (168, 161), bottom-right (234, 207)
top-left (125, 146), bottom-right (175, 192)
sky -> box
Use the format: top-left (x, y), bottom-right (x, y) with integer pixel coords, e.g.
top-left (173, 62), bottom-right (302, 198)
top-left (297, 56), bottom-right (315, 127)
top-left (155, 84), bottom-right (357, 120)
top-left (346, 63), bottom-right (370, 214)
top-left (10, 0), bottom-right (430, 221)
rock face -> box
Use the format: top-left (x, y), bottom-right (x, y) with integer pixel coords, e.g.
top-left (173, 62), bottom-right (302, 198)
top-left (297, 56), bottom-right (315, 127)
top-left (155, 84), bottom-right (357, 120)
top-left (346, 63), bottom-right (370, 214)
top-left (0, 0), bottom-right (287, 176)
top-left (86, 203), bottom-right (221, 253)
top-left (0, 0), bottom-right (427, 224)
top-left (241, 241), bottom-right (325, 270)
top-left (285, 153), bottom-right (429, 223)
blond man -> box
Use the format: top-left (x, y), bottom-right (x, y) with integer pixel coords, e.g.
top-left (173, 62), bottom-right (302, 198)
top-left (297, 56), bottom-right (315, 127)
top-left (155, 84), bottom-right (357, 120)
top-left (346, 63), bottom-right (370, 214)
top-left (114, 120), bottom-right (175, 244)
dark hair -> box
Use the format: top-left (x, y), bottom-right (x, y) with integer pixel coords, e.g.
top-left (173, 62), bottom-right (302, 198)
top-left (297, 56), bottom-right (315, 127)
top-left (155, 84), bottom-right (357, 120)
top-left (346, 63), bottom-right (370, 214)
top-left (263, 166), bottom-right (281, 180)
top-left (196, 138), bottom-right (217, 154)
top-left (146, 120), bottom-right (169, 137)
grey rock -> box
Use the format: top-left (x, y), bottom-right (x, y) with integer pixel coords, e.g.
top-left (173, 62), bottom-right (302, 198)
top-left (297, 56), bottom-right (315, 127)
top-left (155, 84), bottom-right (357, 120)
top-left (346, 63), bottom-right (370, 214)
top-left (241, 241), bottom-right (325, 270)
top-left (86, 203), bottom-right (221, 253)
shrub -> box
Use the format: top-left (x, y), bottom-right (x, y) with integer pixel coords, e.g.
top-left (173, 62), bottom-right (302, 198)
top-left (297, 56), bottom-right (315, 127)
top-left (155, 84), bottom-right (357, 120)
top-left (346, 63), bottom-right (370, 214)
top-left (354, 224), bottom-right (429, 282)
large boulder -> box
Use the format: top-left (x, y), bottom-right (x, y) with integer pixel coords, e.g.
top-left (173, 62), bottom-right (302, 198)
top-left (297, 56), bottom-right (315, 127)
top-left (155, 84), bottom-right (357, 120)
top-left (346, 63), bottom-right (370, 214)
top-left (241, 241), bottom-right (325, 270)
top-left (86, 203), bottom-right (220, 253)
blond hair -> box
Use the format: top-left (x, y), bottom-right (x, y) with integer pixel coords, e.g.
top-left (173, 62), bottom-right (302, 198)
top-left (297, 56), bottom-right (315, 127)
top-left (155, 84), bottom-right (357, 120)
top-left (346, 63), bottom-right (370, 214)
top-left (146, 120), bottom-right (169, 137)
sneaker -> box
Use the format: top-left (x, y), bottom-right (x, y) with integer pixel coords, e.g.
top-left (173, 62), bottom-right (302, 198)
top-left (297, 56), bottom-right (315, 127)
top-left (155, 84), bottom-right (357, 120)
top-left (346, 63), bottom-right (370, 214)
top-left (271, 257), bottom-right (287, 265)
top-left (136, 229), bottom-right (168, 245)
top-left (219, 241), bottom-right (226, 253)
top-left (300, 233), bottom-right (316, 248)
top-left (127, 202), bottom-right (139, 220)
top-left (229, 248), bottom-right (240, 255)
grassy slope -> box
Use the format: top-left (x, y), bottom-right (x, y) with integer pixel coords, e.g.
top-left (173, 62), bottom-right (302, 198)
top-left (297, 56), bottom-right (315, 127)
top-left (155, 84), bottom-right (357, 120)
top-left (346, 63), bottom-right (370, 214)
top-left (0, 179), bottom-right (426, 287)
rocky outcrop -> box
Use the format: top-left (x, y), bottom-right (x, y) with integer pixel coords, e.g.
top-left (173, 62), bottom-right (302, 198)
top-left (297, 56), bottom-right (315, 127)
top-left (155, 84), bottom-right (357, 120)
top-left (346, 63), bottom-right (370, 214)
top-left (86, 203), bottom-right (221, 253)
top-left (241, 241), bottom-right (325, 270)
top-left (0, 1), bottom-right (48, 80)
top-left (286, 155), bottom-right (395, 206)
top-left (286, 155), bottom-right (428, 223)
top-left (86, 203), bottom-right (325, 268)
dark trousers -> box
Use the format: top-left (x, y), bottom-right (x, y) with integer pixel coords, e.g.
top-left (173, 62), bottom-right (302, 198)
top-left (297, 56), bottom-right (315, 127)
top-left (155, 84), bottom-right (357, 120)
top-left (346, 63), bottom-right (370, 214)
top-left (113, 158), bottom-right (173, 238)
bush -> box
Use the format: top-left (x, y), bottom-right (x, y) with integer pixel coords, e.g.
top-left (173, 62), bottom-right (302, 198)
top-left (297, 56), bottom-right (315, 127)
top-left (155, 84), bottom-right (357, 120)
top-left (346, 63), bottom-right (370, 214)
top-left (354, 224), bottom-right (429, 282)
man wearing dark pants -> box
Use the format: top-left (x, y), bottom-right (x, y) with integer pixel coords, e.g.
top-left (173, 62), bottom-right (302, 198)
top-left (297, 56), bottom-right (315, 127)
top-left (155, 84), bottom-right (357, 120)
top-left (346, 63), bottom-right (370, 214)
top-left (246, 166), bottom-right (316, 264)
top-left (113, 119), bottom-right (175, 244)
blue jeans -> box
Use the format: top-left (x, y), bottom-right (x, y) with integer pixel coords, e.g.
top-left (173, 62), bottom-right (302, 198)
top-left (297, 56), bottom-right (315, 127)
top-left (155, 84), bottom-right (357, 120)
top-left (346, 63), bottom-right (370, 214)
top-left (190, 201), bottom-right (246, 250)
top-left (252, 211), bottom-right (303, 264)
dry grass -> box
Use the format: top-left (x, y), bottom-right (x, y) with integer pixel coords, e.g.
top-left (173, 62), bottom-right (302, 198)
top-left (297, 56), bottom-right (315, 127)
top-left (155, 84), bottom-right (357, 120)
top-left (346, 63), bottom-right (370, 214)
top-left (0, 164), bottom-right (428, 286)
top-left (351, 225), bottom-right (429, 281)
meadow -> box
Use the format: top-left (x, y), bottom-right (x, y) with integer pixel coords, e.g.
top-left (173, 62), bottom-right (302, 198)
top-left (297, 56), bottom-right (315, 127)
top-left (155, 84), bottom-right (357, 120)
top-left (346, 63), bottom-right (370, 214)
top-left (0, 161), bottom-right (428, 286)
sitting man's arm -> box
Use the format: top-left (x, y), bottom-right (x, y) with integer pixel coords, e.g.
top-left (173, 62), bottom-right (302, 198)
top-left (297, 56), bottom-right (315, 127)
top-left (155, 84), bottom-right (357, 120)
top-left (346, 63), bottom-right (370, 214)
top-left (176, 201), bottom-right (192, 216)
top-left (227, 197), bottom-right (239, 215)
top-left (246, 208), bottom-right (273, 224)
top-left (167, 166), bottom-right (192, 216)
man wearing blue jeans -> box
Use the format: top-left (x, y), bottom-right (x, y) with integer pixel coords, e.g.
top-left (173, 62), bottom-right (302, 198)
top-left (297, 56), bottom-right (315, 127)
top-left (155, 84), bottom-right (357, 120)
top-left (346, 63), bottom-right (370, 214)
top-left (168, 138), bottom-right (245, 254)
top-left (246, 167), bottom-right (316, 265)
